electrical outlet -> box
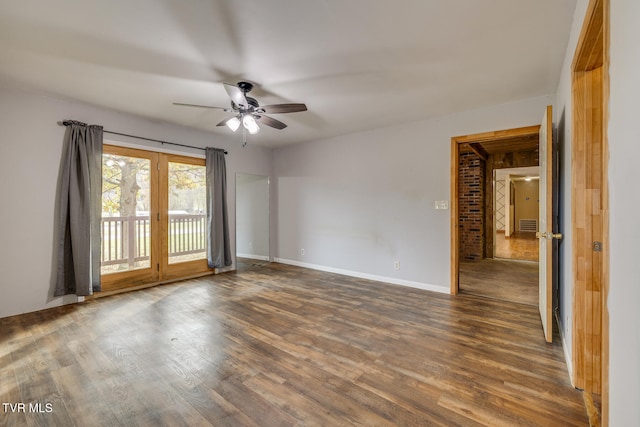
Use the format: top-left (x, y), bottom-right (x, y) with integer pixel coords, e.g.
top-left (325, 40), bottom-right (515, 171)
top-left (301, 248), bottom-right (305, 256)
top-left (394, 261), bottom-right (400, 270)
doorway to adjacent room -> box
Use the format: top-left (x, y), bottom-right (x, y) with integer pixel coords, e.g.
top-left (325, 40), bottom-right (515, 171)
top-left (493, 166), bottom-right (540, 263)
top-left (450, 125), bottom-right (543, 308)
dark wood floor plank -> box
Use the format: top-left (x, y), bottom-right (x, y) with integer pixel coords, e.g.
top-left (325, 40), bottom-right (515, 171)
top-left (0, 261), bottom-right (588, 426)
top-left (49, 365), bottom-right (122, 427)
top-left (0, 367), bottom-right (27, 427)
top-left (460, 258), bottom-right (539, 306)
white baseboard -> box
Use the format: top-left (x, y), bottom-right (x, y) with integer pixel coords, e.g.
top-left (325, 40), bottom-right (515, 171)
top-left (555, 310), bottom-right (574, 386)
top-left (273, 258), bottom-right (448, 295)
top-left (237, 253), bottom-right (270, 261)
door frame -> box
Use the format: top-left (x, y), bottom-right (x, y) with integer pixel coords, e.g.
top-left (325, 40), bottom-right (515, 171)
top-left (571, 0), bottom-right (609, 416)
top-left (450, 125), bottom-right (540, 294)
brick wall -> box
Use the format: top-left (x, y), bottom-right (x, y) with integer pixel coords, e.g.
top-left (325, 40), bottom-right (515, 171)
top-left (458, 152), bottom-right (485, 261)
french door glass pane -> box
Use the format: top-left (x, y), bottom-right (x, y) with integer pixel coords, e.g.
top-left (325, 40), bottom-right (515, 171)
top-left (101, 154), bottom-right (151, 274)
top-left (168, 161), bottom-right (207, 264)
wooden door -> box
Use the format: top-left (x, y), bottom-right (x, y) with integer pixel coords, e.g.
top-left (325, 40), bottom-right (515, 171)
top-left (100, 145), bottom-right (160, 292)
top-left (100, 146), bottom-right (213, 292)
top-left (537, 105), bottom-right (556, 343)
top-left (159, 153), bottom-right (211, 281)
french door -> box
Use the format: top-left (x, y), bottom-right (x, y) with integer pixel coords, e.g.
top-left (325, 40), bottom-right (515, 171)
top-left (100, 145), bottom-right (211, 292)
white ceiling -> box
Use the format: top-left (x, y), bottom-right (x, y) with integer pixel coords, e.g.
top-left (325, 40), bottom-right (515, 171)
top-left (0, 0), bottom-right (576, 148)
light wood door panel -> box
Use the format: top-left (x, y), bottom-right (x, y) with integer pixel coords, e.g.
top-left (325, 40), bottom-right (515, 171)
top-left (538, 105), bottom-right (554, 343)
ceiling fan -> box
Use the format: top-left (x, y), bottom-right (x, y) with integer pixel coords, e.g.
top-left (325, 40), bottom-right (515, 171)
top-left (173, 81), bottom-right (307, 145)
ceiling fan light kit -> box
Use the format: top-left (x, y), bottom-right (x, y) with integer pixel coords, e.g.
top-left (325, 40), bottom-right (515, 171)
top-left (173, 81), bottom-right (307, 146)
top-left (226, 116), bottom-right (241, 132)
top-left (242, 114), bottom-right (260, 134)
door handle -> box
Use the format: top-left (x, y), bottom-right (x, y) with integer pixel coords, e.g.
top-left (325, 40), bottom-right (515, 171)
top-left (536, 232), bottom-right (563, 240)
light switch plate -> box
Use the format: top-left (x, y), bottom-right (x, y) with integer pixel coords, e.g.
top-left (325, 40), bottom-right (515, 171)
top-left (435, 200), bottom-right (449, 210)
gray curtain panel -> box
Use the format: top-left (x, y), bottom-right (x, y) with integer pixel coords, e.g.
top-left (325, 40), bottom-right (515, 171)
top-left (206, 147), bottom-right (232, 268)
top-left (55, 122), bottom-right (103, 296)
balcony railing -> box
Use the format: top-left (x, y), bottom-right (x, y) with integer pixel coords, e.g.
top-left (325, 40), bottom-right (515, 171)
top-left (101, 214), bottom-right (206, 269)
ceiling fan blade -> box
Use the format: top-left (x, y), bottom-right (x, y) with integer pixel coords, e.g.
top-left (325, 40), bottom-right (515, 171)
top-left (255, 115), bottom-right (287, 130)
top-left (173, 102), bottom-right (228, 110)
top-left (258, 103), bottom-right (307, 114)
top-left (216, 117), bottom-right (236, 127)
top-left (223, 82), bottom-right (248, 109)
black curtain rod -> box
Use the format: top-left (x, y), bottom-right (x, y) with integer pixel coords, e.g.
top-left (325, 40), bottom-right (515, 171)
top-left (59, 120), bottom-right (227, 154)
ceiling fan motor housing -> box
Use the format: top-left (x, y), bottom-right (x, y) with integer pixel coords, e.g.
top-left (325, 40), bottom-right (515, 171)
top-left (231, 96), bottom-right (259, 111)
top-left (237, 81), bottom-right (254, 93)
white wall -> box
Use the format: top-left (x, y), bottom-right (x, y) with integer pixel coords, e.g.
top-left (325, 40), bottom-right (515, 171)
top-left (0, 86), bottom-right (272, 319)
top-left (273, 95), bottom-right (553, 292)
top-left (608, 0), bottom-right (640, 424)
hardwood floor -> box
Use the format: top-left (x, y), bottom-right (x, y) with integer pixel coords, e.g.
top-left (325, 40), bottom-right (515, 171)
top-left (236, 257), bottom-right (271, 272)
top-left (459, 259), bottom-right (539, 306)
top-left (495, 231), bottom-right (539, 262)
top-left (0, 263), bottom-right (587, 426)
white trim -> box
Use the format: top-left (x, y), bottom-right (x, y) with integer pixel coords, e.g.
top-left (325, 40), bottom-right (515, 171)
top-left (103, 138), bottom-right (206, 158)
top-left (274, 258), bottom-right (448, 294)
top-left (237, 253), bottom-right (270, 261)
top-left (555, 310), bottom-right (574, 386)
